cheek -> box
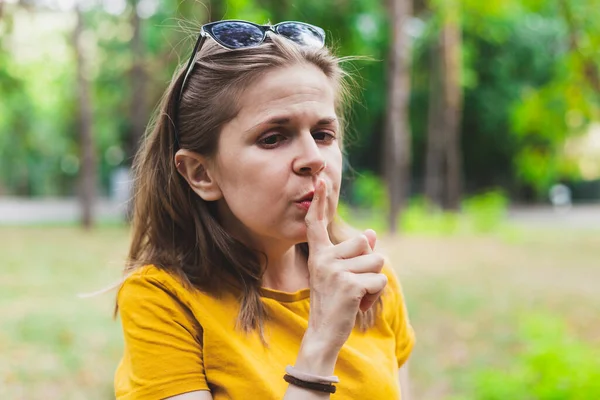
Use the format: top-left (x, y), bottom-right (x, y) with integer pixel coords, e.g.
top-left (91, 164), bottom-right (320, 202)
top-left (326, 150), bottom-right (343, 187)
top-left (325, 155), bottom-right (343, 214)
top-left (217, 161), bottom-right (285, 212)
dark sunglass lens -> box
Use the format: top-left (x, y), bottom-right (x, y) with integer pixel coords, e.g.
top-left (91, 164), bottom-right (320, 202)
top-left (212, 22), bottom-right (264, 49)
top-left (276, 22), bottom-right (325, 48)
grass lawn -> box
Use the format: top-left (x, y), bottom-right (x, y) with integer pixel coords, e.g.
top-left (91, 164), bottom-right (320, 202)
top-left (1, 224), bottom-right (598, 399)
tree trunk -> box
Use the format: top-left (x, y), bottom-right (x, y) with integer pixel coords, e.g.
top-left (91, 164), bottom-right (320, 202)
top-left (127, 0), bottom-right (145, 162)
top-left (385, 0), bottom-right (413, 233)
top-left (441, 10), bottom-right (463, 210)
top-left (73, 7), bottom-right (96, 229)
top-left (424, 36), bottom-right (444, 207)
top-left (425, 3), bottom-right (463, 211)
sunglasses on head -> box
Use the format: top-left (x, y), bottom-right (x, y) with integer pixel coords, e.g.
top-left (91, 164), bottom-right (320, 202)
top-left (173, 20), bottom-right (326, 148)
top-left (178, 20), bottom-right (326, 100)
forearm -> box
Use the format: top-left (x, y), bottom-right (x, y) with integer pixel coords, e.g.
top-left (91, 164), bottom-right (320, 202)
top-left (282, 331), bottom-right (339, 400)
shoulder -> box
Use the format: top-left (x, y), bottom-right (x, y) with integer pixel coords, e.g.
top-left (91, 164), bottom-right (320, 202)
top-left (117, 265), bottom-right (196, 311)
top-left (123, 264), bottom-right (183, 286)
top-left (117, 265), bottom-right (239, 327)
top-left (114, 267), bottom-right (211, 399)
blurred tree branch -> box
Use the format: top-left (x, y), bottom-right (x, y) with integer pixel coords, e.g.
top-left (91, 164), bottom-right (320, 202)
top-left (559, 0), bottom-right (600, 97)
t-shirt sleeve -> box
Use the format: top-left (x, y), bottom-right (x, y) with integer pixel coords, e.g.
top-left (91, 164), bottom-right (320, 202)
top-left (383, 264), bottom-right (416, 368)
top-left (115, 272), bottom-right (209, 400)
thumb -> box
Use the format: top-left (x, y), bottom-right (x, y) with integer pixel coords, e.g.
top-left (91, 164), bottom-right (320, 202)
top-left (363, 229), bottom-right (377, 251)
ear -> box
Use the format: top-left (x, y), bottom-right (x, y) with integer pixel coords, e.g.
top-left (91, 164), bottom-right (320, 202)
top-left (175, 149), bottom-right (222, 201)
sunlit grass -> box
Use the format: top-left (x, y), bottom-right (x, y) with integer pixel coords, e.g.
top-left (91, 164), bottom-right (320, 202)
top-left (1, 224), bottom-right (598, 399)
top-left (380, 231), bottom-right (600, 398)
top-left (0, 226), bottom-right (127, 400)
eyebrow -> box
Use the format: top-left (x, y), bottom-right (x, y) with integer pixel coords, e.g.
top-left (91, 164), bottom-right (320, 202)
top-left (246, 116), bottom-right (338, 133)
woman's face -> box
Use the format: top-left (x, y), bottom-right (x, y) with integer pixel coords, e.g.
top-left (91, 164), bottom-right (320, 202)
top-left (212, 63), bottom-right (342, 248)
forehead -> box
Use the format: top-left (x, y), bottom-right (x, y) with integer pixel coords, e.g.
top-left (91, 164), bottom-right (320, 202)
top-left (234, 64), bottom-right (337, 124)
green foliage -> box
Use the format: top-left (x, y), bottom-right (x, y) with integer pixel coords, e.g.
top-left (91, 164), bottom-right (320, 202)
top-left (350, 170), bottom-right (388, 210)
top-left (398, 190), bottom-right (508, 235)
top-left (1, 0), bottom-right (600, 200)
top-left (468, 314), bottom-right (600, 399)
top-left (0, 8), bottom-right (78, 195)
top-left (400, 197), bottom-right (461, 235)
top-left (335, 200), bottom-right (353, 222)
top-left (462, 189), bottom-right (508, 233)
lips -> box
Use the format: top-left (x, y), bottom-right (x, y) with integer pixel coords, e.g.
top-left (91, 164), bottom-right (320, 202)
top-left (297, 192), bottom-right (315, 202)
top-left (295, 191), bottom-right (315, 211)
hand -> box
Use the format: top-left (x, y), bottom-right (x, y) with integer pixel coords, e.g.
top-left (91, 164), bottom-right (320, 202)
top-left (304, 178), bottom-right (388, 352)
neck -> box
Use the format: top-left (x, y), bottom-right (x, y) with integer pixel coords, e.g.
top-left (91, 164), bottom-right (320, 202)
top-left (259, 244), bottom-right (309, 292)
top-left (216, 202), bottom-right (310, 292)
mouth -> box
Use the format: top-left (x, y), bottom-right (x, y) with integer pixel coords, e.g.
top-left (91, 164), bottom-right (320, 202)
top-left (295, 191), bottom-right (314, 211)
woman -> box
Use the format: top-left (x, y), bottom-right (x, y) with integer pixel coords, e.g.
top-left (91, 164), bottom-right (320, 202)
top-left (115, 20), bottom-right (415, 399)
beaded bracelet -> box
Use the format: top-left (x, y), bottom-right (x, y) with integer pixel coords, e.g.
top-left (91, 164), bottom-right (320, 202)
top-left (283, 374), bottom-right (337, 393)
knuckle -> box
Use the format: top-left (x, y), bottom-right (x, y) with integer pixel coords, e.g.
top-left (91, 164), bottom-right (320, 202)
top-left (357, 234), bottom-right (370, 251)
top-left (359, 234), bottom-right (369, 246)
top-left (373, 253), bottom-right (385, 270)
top-left (379, 273), bottom-right (388, 286)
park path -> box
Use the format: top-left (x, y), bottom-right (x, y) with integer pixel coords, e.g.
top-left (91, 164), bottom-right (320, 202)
top-left (0, 197), bottom-right (126, 224)
top-left (0, 196), bottom-right (599, 229)
top-left (507, 203), bottom-right (600, 229)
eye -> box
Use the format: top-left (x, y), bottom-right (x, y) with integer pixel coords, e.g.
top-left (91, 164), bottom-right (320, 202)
top-left (312, 131), bottom-right (336, 143)
top-left (258, 133), bottom-right (287, 148)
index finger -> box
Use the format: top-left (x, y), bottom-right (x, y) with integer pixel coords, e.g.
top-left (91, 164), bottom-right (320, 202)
top-left (305, 178), bottom-right (333, 250)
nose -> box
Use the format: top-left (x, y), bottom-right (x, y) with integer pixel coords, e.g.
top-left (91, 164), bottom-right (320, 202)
top-left (292, 133), bottom-right (326, 176)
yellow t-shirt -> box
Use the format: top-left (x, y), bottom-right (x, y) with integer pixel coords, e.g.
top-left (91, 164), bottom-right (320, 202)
top-left (114, 264), bottom-right (415, 400)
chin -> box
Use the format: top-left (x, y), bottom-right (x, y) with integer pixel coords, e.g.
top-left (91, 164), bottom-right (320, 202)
top-left (280, 225), bottom-right (309, 245)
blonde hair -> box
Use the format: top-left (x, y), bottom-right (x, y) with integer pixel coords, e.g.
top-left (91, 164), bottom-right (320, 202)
top-left (123, 33), bottom-right (381, 338)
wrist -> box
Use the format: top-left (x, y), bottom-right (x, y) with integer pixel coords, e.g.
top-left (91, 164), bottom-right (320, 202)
top-left (295, 330), bottom-right (340, 376)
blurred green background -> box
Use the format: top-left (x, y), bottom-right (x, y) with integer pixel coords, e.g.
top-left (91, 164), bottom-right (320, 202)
top-left (1, 0), bottom-right (599, 399)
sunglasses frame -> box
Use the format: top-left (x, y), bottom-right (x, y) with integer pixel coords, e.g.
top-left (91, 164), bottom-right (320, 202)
top-left (178, 20), bottom-right (325, 101)
top-left (172, 20), bottom-right (326, 148)
top-left (203, 20), bottom-right (325, 50)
